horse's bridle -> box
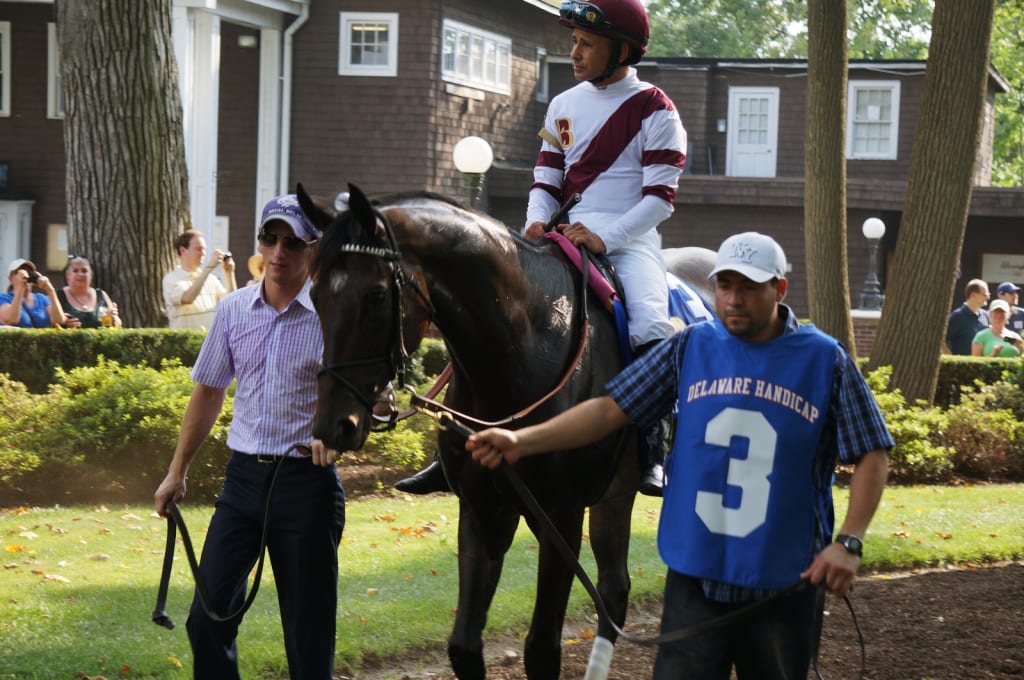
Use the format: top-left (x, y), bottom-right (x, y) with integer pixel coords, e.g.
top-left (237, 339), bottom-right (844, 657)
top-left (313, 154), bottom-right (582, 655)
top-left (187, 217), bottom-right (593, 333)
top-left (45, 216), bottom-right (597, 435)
top-left (316, 207), bottom-right (431, 432)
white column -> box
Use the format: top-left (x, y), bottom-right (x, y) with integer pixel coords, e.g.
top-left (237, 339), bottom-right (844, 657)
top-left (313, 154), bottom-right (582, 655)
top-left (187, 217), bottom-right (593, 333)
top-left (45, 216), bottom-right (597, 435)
top-left (186, 11), bottom-right (221, 236)
top-left (255, 26), bottom-right (282, 229)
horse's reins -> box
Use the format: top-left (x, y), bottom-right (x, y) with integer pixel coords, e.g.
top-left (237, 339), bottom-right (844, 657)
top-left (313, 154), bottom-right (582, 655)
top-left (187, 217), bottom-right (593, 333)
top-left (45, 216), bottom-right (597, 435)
top-left (151, 443), bottom-right (309, 630)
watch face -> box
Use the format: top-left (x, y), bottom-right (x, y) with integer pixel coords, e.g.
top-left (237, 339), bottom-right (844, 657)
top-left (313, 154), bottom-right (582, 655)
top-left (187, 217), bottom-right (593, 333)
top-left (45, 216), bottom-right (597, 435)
top-left (839, 534), bottom-right (863, 556)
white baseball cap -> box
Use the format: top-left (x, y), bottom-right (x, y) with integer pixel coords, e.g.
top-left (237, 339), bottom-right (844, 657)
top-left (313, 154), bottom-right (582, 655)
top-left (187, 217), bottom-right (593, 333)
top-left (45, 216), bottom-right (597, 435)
top-left (7, 258), bottom-right (36, 276)
top-left (709, 232), bottom-right (789, 283)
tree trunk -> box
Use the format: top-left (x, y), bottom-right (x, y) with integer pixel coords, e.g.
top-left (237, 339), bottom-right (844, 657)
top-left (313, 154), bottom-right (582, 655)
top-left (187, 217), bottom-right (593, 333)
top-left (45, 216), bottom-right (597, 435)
top-left (803, 0), bottom-right (856, 354)
top-left (57, 0), bottom-right (190, 327)
top-left (867, 0), bottom-right (995, 403)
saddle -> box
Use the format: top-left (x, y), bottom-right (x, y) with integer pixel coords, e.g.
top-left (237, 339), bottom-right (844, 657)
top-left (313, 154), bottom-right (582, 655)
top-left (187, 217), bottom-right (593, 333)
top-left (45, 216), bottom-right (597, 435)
top-left (544, 231), bottom-right (714, 365)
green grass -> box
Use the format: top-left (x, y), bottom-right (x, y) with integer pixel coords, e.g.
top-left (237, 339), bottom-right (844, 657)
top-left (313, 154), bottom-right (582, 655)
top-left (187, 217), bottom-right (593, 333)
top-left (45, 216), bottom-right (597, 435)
top-left (1, 484), bottom-right (1022, 679)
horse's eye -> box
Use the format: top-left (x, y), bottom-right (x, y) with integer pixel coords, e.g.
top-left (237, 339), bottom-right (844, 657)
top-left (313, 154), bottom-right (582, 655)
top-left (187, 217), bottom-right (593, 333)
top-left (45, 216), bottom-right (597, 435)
top-left (369, 288), bottom-right (388, 305)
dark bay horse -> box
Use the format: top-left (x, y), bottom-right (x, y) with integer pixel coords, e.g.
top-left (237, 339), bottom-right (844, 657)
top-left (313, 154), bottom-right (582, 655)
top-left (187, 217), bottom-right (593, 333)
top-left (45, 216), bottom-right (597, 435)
top-left (299, 183), bottom-right (714, 679)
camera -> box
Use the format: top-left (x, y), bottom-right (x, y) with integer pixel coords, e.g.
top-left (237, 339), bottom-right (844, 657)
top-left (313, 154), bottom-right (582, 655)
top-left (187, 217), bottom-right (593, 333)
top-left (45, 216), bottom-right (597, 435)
top-left (26, 270), bottom-right (39, 284)
top-left (223, 252), bottom-right (233, 262)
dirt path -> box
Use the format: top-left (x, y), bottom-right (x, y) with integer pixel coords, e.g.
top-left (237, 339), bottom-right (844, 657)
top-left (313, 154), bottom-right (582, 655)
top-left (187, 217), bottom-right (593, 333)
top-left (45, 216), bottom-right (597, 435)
top-left (338, 465), bottom-right (1024, 679)
top-left (345, 562), bottom-right (1024, 679)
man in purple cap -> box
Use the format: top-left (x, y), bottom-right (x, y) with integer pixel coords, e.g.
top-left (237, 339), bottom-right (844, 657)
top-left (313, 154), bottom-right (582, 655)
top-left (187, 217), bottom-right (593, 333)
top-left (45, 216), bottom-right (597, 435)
top-left (996, 281), bottom-right (1024, 334)
top-left (155, 194), bottom-right (346, 680)
top-left (465, 231), bottom-right (892, 679)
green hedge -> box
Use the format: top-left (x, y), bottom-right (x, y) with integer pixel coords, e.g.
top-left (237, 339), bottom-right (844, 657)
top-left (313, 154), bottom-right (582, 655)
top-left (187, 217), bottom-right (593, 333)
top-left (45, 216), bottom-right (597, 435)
top-left (0, 328), bottom-right (206, 393)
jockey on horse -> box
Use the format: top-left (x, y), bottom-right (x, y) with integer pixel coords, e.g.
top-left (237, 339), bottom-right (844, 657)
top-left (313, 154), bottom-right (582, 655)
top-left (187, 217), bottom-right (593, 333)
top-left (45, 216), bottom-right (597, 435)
top-left (397, 0), bottom-right (688, 497)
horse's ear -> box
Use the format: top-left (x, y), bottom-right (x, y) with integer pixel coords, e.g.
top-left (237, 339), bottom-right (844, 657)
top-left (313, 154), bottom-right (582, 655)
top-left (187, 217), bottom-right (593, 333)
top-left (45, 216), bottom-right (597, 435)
top-left (346, 183), bottom-right (378, 242)
top-left (295, 182), bottom-right (333, 232)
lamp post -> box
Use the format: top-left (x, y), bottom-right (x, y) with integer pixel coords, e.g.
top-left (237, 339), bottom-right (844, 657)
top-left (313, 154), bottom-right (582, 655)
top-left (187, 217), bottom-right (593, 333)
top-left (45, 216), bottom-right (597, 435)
top-left (453, 136), bottom-right (493, 208)
top-left (859, 217), bottom-right (886, 310)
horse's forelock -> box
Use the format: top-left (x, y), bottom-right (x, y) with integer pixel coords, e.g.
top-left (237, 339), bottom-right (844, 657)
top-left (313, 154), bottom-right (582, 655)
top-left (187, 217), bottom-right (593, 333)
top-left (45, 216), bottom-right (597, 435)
top-left (312, 210), bottom-right (368, 279)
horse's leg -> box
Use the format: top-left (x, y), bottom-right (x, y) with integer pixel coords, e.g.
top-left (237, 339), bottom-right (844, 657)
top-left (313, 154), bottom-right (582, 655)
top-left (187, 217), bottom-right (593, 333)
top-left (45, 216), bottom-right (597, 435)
top-left (448, 498), bottom-right (520, 680)
top-left (588, 492), bottom-right (636, 638)
top-left (521, 504), bottom-right (586, 680)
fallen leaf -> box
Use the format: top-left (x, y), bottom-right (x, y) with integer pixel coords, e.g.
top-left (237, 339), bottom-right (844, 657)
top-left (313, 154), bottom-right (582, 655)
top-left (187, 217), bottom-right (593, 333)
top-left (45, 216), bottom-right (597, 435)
top-left (44, 573), bottom-right (71, 583)
top-left (366, 588), bottom-right (380, 596)
top-left (167, 657), bottom-right (182, 668)
top-left (5, 545), bottom-right (25, 553)
top-left (578, 627), bottom-right (595, 640)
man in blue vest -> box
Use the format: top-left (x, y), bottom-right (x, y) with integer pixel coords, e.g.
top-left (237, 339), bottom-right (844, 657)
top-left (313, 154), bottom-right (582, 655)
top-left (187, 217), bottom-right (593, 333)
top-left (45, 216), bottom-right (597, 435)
top-left (466, 232), bottom-right (892, 679)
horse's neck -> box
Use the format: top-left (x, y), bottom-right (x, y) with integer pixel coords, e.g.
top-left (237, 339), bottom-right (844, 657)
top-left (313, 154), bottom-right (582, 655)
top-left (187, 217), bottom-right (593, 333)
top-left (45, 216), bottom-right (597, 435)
top-left (395, 216), bottom-right (564, 381)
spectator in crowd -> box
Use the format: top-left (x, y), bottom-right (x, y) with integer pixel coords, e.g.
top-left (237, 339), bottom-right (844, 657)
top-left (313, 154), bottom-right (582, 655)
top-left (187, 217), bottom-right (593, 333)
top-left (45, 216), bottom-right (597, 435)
top-left (0, 259), bottom-right (67, 328)
top-left (162, 230), bottom-right (237, 330)
top-left (58, 255), bottom-right (122, 328)
top-left (154, 194), bottom-right (343, 679)
top-left (946, 278), bottom-right (990, 355)
top-left (971, 299), bottom-right (1022, 358)
top-left (995, 281), bottom-right (1024, 334)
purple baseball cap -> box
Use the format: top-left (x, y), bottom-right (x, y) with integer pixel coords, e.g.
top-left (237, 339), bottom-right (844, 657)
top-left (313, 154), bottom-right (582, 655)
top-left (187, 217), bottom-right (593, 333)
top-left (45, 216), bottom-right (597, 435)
top-left (259, 194), bottom-right (321, 240)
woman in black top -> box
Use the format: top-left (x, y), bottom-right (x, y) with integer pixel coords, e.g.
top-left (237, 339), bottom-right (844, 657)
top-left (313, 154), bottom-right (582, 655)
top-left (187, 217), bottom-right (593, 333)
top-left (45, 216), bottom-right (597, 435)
top-left (58, 255), bottom-right (121, 328)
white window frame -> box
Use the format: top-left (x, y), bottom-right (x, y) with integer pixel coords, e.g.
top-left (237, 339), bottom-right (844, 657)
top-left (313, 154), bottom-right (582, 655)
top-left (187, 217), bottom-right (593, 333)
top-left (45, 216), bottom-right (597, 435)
top-left (338, 12), bottom-right (399, 78)
top-left (535, 47), bottom-right (549, 104)
top-left (846, 80), bottom-right (901, 160)
top-left (47, 23), bottom-right (65, 119)
top-left (0, 22), bottom-right (11, 117)
top-left (441, 19), bottom-right (511, 95)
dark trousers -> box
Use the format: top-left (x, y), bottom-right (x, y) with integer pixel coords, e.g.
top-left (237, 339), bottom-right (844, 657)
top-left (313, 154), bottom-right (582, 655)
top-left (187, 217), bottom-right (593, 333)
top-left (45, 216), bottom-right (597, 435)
top-left (653, 570), bottom-right (823, 680)
top-left (187, 452), bottom-right (345, 680)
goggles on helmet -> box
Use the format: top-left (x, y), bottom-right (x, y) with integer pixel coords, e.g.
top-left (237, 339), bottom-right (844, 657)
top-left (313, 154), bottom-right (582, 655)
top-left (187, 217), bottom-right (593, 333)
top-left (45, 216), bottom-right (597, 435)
top-left (559, 1), bottom-right (613, 33)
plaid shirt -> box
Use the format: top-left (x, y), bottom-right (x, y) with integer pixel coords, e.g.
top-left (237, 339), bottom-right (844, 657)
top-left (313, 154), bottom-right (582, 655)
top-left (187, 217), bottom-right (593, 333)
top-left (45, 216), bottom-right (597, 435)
top-left (191, 280), bottom-right (323, 457)
top-left (608, 305), bottom-right (893, 602)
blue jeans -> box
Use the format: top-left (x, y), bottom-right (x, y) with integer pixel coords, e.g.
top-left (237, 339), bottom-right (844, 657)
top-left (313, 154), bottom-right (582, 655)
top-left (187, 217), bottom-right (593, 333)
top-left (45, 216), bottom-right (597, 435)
top-left (653, 570), bottom-right (823, 680)
top-left (186, 452), bottom-right (345, 680)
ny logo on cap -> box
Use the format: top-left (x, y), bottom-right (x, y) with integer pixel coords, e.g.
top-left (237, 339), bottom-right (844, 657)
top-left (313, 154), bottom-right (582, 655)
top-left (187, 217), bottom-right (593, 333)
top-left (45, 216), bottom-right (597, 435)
top-left (729, 241), bottom-right (760, 263)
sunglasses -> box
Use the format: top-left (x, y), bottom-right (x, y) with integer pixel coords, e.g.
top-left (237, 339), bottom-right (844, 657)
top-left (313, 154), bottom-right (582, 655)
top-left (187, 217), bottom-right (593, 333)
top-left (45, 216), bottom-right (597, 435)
top-left (559, 1), bottom-right (610, 31)
top-left (257, 231), bottom-right (313, 252)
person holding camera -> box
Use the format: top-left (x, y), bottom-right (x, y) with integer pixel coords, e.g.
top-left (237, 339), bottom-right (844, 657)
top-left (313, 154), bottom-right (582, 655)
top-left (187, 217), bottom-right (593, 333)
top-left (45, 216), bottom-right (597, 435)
top-left (162, 229), bottom-right (237, 330)
top-left (0, 258), bottom-right (68, 328)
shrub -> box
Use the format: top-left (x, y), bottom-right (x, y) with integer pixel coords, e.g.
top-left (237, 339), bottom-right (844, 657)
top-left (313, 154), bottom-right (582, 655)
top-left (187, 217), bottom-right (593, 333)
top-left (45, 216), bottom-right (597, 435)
top-left (0, 374), bottom-right (42, 485)
top-left (942, 380), bottom-right (1024, 480)
top-left (0, 328), bottom-right (205, 393)
top-left (865, 367), bottom-right (955, 483)
top-left (1, 358), bottom-right (233, 504)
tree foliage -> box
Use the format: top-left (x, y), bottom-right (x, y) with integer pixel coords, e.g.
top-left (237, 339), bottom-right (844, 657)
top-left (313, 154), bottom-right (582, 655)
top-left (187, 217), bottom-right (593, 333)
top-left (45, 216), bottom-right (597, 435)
top-left (990, 0), bottom-right (1024, 186)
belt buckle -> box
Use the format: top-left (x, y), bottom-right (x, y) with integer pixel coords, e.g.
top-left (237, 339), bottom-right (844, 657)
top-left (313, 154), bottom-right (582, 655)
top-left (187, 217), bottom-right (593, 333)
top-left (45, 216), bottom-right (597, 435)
top-left (255, 453), bottom-right (279, 464)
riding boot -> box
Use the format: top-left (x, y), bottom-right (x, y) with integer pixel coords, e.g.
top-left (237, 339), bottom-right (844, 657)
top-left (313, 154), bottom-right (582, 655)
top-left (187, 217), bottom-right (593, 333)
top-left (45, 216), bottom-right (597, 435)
top-left (395, 454), bottom-right (451, 494)
top-left (634, 338), bottom-right (670, 497)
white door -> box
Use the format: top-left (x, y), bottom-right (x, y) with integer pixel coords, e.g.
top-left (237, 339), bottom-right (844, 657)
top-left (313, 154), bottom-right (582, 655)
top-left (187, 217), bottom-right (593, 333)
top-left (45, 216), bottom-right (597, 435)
top-left (726, 87), bottom-right (779, 178)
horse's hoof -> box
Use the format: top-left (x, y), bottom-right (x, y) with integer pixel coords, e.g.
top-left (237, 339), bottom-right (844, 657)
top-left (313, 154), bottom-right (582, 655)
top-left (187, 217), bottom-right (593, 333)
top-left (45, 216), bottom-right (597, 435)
top-left (395, 459), bottom-right (451, 494)
top-left (638, 464), bottom-right (664, 497)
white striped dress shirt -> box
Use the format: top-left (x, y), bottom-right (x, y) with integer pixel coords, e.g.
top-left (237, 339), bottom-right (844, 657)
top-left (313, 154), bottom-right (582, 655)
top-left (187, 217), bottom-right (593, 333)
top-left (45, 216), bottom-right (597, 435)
top-left (190, 280), bottom-right (323, 457)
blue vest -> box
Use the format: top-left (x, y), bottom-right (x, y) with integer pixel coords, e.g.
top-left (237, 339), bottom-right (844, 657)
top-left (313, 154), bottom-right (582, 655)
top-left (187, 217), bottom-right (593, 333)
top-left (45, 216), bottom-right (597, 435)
top-left (660, 320), bottom-right (837, 589)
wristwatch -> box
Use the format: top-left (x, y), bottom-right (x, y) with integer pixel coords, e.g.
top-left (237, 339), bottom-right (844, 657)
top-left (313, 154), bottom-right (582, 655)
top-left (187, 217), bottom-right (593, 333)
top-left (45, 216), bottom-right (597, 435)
top-left (834, 534), bottom-right (863, 557)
